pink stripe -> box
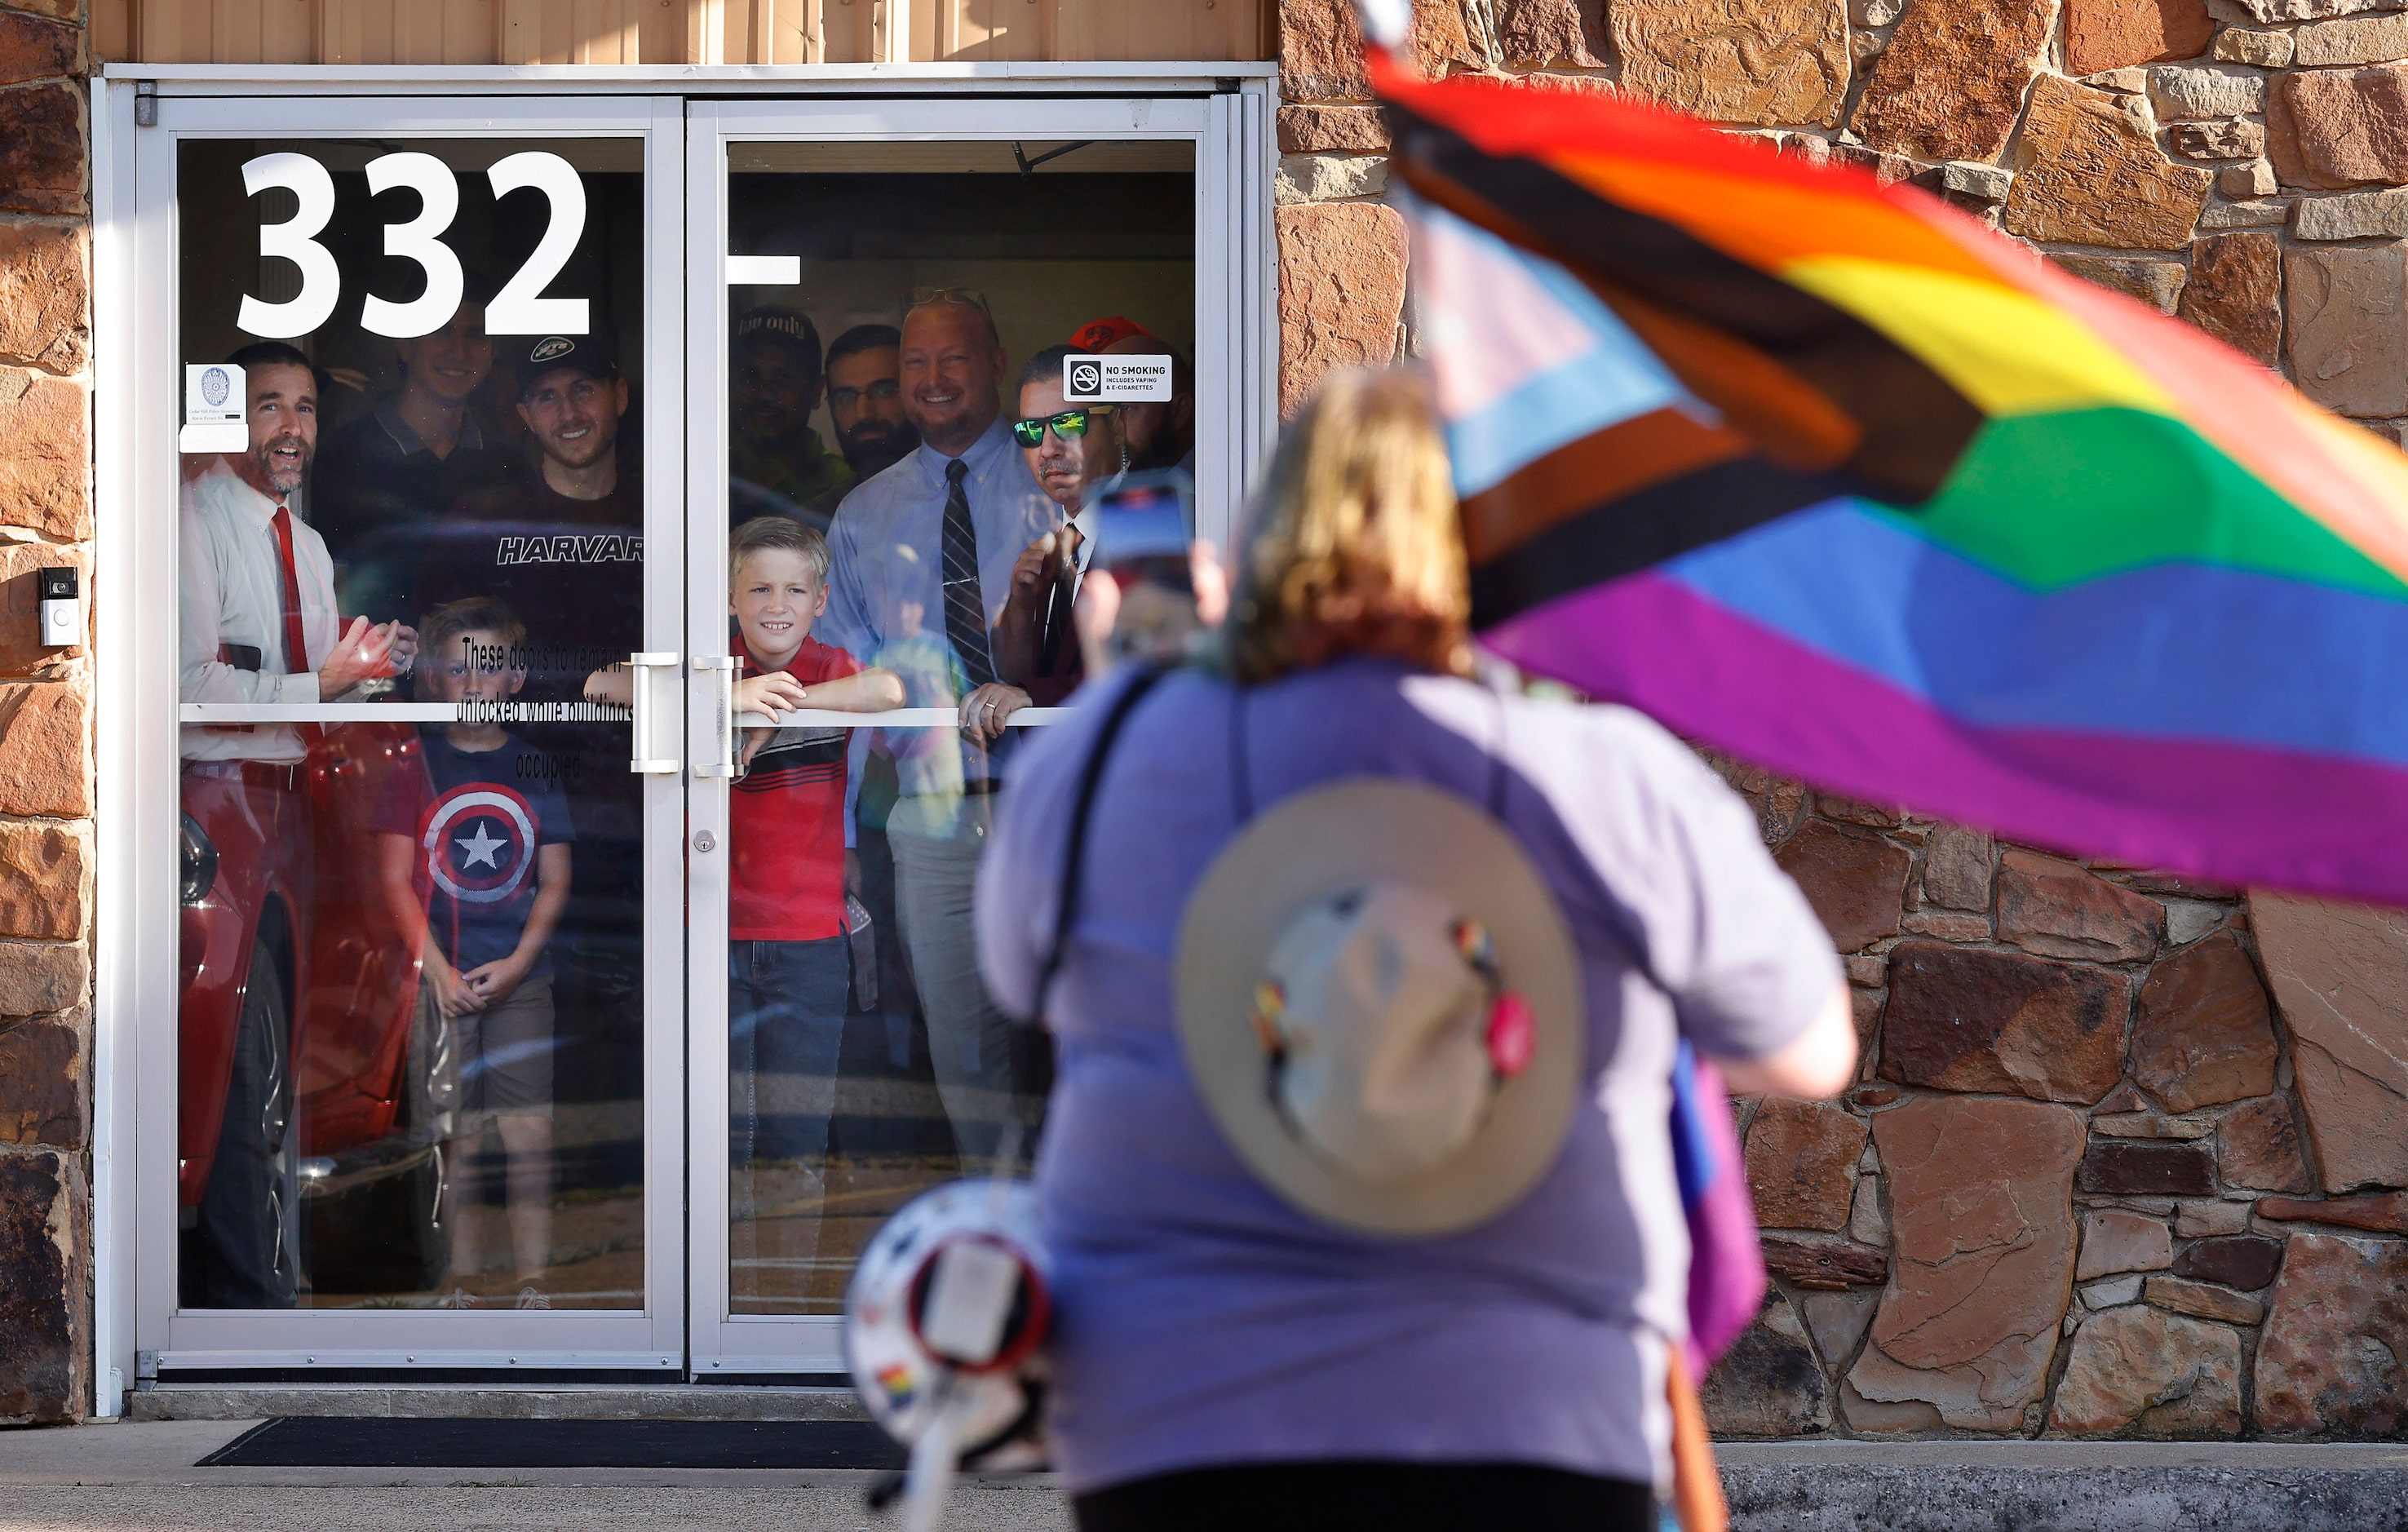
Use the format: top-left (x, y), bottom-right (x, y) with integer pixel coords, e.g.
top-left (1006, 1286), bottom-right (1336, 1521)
top-left (1485, 576), bottom-right (2408, 907)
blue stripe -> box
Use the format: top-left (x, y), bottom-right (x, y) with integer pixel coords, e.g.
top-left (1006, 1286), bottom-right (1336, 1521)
top-left (1662, 503), bottom-right (2408, 768)
top-left (1415, 197), bottom-right (1704, 497)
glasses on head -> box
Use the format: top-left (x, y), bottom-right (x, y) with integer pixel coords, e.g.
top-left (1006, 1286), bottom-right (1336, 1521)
top-left (907, 286), bottom-right (994, 318)
top-left (1010, 408), bottom-right (1109, 448)
top-left (828, 379), bottom-right (901, 408)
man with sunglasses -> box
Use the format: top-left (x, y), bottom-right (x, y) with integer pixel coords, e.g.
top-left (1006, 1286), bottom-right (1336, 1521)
top-left (821, 290), bottom-right (1060, 1171)
top-left (994, 343), bottom-right (1119, 703)
top-left (825, 323), bottom-right (920, 482)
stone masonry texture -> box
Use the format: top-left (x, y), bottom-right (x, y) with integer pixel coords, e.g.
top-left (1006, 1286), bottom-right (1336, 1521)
top-left (1471, 0), bottom-right (2408, 1428)
top-left (0, 0), bottom-right (2396, 1450)
top-left (0, 0), bottom-right (93, 1426)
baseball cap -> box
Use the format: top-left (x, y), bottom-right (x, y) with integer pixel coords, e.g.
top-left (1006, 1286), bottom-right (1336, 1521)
top-left (734, 307), bottom-right (823, 365)
top-left (518, 332), bottom-right (619, 396)
top-left (1069, 316), bottom-right (1153, 352)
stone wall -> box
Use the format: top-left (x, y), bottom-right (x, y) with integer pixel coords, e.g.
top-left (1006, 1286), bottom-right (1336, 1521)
top-left (0, 0), bottom-right (91, 1428)
top-left (1273, 0), bottom-right (2408, 1442)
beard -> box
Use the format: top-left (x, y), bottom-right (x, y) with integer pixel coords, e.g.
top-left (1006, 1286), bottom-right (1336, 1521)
top-left (839, 418), bottom-right (918, 477)
top-left (250, 432), bottom-right (312, 496)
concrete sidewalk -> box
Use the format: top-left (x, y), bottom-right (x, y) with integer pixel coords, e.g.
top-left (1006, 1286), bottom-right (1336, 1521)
top-left (5, 1420), bottom-right (2407, 1530)
top-left (0, 1419), bottom-right (1069, 1531)
top-left (1720, 1441), bottom-right (2408, 1531)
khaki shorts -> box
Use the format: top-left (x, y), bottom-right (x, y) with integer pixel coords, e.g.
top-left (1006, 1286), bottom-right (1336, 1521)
top-left (432, 972), bottom-right (556, 1122)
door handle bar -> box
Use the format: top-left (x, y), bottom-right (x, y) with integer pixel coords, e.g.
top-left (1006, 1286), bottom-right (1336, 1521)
top-left (626, 651), bottom-right (682, 774)
top-left (694, 655), bottom-right (738, 779)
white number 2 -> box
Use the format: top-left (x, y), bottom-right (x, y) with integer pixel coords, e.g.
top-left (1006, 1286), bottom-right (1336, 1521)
top-left (236, 153), bottom-right (341, 339)
top-left (359, 153), bottom-right (464, 341)
top-left (485, 153), bottom-right (588, 336)
top-left (235, 149), bottom-right (588, 340)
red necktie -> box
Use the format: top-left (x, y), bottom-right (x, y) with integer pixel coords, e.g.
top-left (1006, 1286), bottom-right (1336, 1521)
top-left (270, 503), bottom-right (309, 675)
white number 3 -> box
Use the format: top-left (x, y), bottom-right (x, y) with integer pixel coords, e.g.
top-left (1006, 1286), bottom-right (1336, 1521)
top-left (359, 153), bottom-right (463, 340)
top-left (236, 149), bottom-right (587, 341)
top-left (236, 153), bottom-right (341, 339)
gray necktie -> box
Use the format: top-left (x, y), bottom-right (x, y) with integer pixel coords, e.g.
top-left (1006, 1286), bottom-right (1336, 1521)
top-left (939, 457), bottom-right (998, 691)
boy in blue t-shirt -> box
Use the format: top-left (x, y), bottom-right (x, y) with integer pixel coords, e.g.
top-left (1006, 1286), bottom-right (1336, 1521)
top-left (374, 597), bottom-right (573, 1309)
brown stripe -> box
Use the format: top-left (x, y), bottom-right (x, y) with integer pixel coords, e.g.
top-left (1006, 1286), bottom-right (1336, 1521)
top-left (1460, 407), bottom-right (1751, 565)
top-left (1395, 158), bottom-right (1859, 471)
top-left (1391, 133), bottom-right (1975, 503)
top-left (1582, 273), bottom-right (1865, 476)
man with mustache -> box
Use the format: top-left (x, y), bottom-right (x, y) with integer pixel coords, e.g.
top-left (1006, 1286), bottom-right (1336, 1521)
top-left (992, 343), bottom-right (1121, 703)
top-left (179, 340), bottom-right (416, 1308)
top-left (821, 292), bottom-right (1058, 1171)
top-left (823, 323), bottom-right (919, 483)
top-left (314, 297), bottom-right (520, 625)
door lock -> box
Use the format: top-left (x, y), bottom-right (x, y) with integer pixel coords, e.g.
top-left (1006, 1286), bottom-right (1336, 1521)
top-left (693, 830), bottom-right (717, 853)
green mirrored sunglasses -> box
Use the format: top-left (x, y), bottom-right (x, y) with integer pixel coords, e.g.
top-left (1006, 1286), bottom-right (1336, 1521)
top-left (1010, 408), bottom-right (1109, 448)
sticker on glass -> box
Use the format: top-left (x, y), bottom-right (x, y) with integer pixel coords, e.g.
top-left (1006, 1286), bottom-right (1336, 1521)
top-left (179, 363), bottom-right (249, 454)
top-left (1062, 352), bottom-right (1172, 403)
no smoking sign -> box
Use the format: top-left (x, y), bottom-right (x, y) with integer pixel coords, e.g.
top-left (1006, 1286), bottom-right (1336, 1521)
top-left (1062, 352), bottom-right (1172, 403)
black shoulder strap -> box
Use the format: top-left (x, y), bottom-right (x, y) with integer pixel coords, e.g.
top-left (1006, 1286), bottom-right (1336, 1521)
top-left (1029, 665), bottom-right (1169, 1020)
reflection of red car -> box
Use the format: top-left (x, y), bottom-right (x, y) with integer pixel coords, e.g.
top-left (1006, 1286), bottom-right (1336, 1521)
top-left (179, 722), bottom-right (447, 1307)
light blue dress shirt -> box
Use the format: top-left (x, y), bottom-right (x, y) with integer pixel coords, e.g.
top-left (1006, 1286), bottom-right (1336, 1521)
top-left (821, 414), bottom-right (1061, 830)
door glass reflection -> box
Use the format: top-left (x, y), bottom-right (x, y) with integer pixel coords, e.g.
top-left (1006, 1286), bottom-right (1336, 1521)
top-left (174, 138), bottom-right (648, 1311)
top-left (722, 142), bottom-right (1196, 1313)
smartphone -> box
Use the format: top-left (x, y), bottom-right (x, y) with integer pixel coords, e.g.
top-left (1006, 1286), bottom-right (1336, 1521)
top-left (1093, 472), bottom-right (1200, 662)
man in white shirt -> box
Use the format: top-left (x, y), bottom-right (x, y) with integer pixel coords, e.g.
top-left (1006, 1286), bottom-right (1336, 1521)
top-left (181, 342), bottom-right (413, 762)
top-left (178, 341), bottom-right (412, 1309)
top-left (820, 294), bottom-right (1060, 1169)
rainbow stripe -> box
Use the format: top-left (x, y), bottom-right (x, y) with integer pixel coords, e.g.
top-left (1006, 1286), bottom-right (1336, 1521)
top-left (1374, 51), bottom-right (2408, 905)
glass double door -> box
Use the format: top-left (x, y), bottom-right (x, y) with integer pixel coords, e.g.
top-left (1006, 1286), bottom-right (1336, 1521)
top-left (133, 86), bottom-right (1263, 1379)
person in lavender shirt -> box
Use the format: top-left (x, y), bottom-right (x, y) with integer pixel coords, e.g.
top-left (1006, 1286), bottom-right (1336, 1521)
top-left (976, 369), bottom-right (1858, 1530)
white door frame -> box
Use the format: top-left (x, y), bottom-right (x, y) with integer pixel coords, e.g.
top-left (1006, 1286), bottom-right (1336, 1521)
top-left (682, 86), bottom-right (1274, 1375)
top-left (95, 86), bottom-right (692, 1383)
top-left (91, 72), bottom-right (1273, 1401)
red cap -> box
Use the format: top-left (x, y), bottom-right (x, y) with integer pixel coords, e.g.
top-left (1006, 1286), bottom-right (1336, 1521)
top-left (1069, 316), bottom-right (1153, 352)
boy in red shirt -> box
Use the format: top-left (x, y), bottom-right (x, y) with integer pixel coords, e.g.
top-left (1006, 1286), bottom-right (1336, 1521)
top-left (587, 517), bottom-right (899, 1302)
top-left (724, 517), bottom-right (902, 1306)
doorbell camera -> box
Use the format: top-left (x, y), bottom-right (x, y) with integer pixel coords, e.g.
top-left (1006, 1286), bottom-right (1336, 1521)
top-left (37, 567), bottom-right (78, 648)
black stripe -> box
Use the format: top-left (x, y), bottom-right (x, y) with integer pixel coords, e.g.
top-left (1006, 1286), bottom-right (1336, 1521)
top-left (746, 736), bottom-right (848, 771)
top-left (1386, 104), bottom-right (1985, 506)
top-left (1467, 455), bottom-right (1852, 628)
top-left (736, 768), bottom-right (845, 794)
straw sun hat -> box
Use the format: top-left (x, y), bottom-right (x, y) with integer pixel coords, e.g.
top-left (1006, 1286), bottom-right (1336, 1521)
top-left (1174, 777), bottom-right (1585, 1238)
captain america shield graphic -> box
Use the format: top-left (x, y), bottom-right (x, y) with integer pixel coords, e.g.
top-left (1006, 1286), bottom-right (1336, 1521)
top-left (421, 786), bottom-right (540, 905)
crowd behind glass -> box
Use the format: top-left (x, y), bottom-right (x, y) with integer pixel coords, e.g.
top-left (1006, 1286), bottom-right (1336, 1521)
top-left (177, 272), bottom-right (1197, 1312)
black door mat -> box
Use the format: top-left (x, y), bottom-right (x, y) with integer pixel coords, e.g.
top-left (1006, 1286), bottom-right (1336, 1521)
top-left (198, 1416), bottom-right (909, 1470)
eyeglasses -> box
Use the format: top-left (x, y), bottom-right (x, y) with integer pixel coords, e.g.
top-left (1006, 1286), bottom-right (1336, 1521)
top-left (1010, 408), bottom-right (1109, 448)
top-left (827, 379), bottom-right (901, 408)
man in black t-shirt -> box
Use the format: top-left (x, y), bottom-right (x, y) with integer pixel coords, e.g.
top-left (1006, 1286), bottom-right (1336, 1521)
top-left (415, 334), bottom-right (642, 703)
top-left (414, 334), bottom-right (647, 998)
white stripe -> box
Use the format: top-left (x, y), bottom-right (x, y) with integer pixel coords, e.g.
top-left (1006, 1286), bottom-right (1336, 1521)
top-left (727, 255), bottom-right (801, 286)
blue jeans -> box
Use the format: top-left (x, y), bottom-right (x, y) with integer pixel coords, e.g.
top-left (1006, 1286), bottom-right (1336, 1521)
top-left (729, 936), bottom-right (851, 1169)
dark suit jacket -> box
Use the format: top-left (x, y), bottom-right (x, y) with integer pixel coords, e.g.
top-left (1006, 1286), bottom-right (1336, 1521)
top-left (994, 523), bottom-right (1086, 706)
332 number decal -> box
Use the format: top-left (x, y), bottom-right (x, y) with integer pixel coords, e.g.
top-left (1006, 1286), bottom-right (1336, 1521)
top-left (235, 149), bottom-right (588, 341)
